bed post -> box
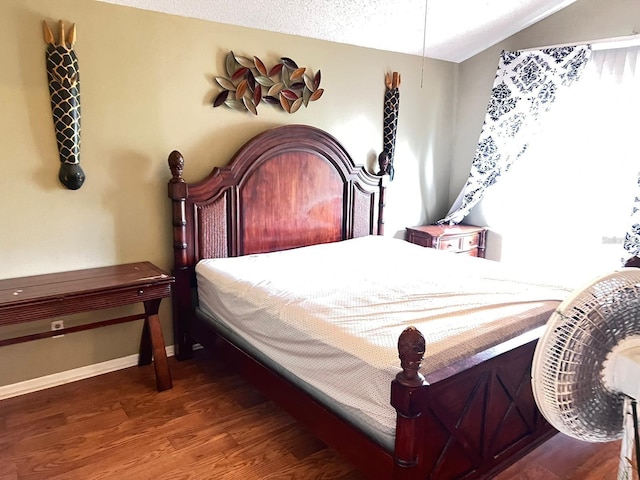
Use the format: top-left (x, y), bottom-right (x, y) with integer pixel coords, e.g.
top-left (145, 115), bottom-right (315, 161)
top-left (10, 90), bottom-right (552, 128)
top-left (391, 326), bottom-right (427, 480)
top-left (168, 151), bottom-right (193, 360)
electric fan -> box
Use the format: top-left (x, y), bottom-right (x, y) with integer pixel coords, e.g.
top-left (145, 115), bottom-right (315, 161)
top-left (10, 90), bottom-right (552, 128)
top-left (532, 268), bottom-right (640, 480)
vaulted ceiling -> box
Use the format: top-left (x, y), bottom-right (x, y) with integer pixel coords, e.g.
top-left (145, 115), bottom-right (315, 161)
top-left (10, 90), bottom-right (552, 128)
top-left (97, 0), bottom-right (577, 63)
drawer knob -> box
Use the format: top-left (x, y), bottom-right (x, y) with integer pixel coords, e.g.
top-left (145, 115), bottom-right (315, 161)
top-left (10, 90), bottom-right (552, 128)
top-left (138, 289), bottom-right (144, 295)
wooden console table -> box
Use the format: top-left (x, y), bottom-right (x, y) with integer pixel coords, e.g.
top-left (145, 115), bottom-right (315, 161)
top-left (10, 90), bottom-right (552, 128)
top-left (0, 262), bottom-right (175, 391)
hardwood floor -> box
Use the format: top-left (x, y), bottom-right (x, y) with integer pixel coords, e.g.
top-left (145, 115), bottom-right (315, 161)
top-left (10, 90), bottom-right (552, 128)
top-left (494, 432), bottom-right (620, 480)
top-left (0, 350), bottom-right (622, 479)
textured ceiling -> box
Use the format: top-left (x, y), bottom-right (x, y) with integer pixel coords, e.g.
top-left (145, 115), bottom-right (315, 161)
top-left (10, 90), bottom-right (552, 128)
top-left (97, 0), bottom-right (577, 63)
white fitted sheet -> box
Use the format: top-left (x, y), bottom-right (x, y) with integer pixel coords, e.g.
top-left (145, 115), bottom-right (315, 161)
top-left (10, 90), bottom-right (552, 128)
top-left (195, 235), bottom-right (571, 443)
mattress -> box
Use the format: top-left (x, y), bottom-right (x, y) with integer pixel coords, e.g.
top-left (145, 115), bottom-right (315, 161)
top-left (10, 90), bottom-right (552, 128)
top-left (195, 235), bottom-right (572, 448)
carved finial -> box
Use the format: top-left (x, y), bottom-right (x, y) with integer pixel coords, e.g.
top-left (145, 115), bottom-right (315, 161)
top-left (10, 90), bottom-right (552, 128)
top-left (377, 150), bottom-right (394, 180)
top-left (385, 71), bottom-right (401, 89)
top-left (168, 150), bottom-right (185, 183)
top-left (393, 72), bottom-right (401, 89)
top-left (67, 23), bottom-right (76, 47)
top-left (396, 326), bottom-right (426, 387)
top-left (43, 21), bottom-right (55, 45)
top-left (59, 21), bottom-right (66, 47)
top-left (43, 20), bottom-right (75, 48)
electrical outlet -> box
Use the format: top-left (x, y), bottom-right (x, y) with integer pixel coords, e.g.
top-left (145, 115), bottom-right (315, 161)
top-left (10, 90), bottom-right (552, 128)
top-left (51, 320), bottom-right (64, 338)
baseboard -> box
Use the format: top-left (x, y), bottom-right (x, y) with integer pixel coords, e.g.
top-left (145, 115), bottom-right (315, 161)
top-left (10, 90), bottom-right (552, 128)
top-left (0, 345), bottom-right (175, 401)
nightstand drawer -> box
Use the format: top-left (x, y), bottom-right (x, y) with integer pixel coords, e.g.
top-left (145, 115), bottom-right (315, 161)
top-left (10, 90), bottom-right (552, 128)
top-left (438, 237), bottom-right (461, 251)
top-left (460, 232), bottom-right (480, 251)
top-left (439, 233), bottom-right (479, 253)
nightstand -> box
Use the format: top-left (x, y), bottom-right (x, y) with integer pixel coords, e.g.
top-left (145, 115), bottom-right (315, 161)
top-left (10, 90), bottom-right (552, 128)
top-left (405, 224), bottom-right (487, 258)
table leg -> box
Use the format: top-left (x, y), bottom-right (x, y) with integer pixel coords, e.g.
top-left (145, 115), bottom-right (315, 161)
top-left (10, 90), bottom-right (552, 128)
top-left (139, 316), bottom-right (152, 366)
top-left (140, 298), bottom-right (173, 391)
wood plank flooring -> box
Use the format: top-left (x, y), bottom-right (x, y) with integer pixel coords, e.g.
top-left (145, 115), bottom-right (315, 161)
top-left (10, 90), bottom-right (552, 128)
top-left (0, 349), bottom-right (623, 479)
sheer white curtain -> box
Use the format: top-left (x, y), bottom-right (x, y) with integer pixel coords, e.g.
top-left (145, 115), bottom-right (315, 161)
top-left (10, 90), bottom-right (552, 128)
top-left (467, 45), bottom-right (640, 288)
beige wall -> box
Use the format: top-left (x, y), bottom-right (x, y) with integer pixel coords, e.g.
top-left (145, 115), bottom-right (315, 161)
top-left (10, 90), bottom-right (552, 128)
top-left (451, 0), bottom-right (640, 220)
top-left (0, 0), bottom-right (455, 386)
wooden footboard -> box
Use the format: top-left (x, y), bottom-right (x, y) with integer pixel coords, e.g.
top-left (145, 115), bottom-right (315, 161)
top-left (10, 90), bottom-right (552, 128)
top-left (392, 326), bottom-right (554, 479)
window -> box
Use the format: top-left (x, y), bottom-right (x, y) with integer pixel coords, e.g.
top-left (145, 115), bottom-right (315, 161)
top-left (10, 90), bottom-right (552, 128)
top-left (469, 46), bottom-right (640, 287)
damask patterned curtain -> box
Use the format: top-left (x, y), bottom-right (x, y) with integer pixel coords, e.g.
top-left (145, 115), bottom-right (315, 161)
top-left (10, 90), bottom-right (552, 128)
top-left (624, 172), bottom-right (640, 262)
top-left (439, 45), bottom-right (592, 225)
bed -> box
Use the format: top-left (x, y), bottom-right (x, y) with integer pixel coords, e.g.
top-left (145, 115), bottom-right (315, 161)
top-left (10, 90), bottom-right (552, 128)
top-left (167, 124), bottom-right (566, 479)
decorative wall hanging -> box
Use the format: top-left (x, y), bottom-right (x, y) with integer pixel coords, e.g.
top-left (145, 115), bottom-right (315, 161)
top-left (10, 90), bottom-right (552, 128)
top-left (377, 71), bottom-right (400, 181)
top-left (43, 20), bottom-right (85, 190)
top-left (213, 51), bottom-right (323, 115)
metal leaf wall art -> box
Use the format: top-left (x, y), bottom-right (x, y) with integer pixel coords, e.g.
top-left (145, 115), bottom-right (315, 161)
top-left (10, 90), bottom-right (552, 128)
top-left (213, 52), bottom-right (323, 115)
top-left (43, 20), bottom-right (85, 190)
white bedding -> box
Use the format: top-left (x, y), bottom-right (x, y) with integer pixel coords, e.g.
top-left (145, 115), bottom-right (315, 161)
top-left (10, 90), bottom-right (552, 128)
top-left (195, 235), bottom-right (571, 442)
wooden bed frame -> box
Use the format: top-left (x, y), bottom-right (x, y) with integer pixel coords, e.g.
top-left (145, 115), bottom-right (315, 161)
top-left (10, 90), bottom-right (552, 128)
top-left (167, 124), bottom-right (555, 479)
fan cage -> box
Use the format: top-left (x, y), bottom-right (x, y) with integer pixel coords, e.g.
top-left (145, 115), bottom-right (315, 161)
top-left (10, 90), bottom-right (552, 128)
top-left (532, 268), bottom-right (640, 442)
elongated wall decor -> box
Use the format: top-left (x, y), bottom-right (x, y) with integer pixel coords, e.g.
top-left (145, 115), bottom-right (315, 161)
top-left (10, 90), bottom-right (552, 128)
top-left (43, 20), bottom-right (85, 190)
top-left (377, 71), bottom-right (401, 180)
top-left (213, 51), bottom-right (323, 115)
